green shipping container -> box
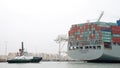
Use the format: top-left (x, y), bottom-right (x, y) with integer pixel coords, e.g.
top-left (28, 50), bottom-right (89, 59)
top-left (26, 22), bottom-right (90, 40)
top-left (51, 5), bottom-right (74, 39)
top-left (112, 34), bottom-right (120, 37)
top-left (102, 37), bottom-right (111, 40)
top-left (102, 31), bottom-right (111, 34)
top-left (102, 39), bottom-right (111, 42)
top-left (75, 32), bottom-right (80, 35)
top-left (102, 35), bottom-right (111, 38)
top-left (78, 24), bottom-right (84, 27)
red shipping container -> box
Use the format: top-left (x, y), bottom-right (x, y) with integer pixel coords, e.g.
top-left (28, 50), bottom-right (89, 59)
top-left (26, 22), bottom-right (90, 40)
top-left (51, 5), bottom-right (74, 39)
top-left (95, 26), bottom-right (101, 31)
top-left (104, 42), bottom-right (110, 46)
top-left (93, 24), bottom-right (96, 29)
top-left (69, 30), bottom-right (75, 36)
top-left (85, 23), bottom-right (89, 30)
top-left (73, 25), bottom-right (80, 31)
top-left (85, 26), bottom-right (88, 30)
top-left (111, 26), bottom-right (120, 31)
top-left (112, 37), bottom-right (120, 43)
top-left (82, 26), bottom-right (84, 31)
top-left (112, 30), bottom-right (120, 34)
top-left (80, 28), bottom-right (84, 32)
top-left (94, 24), bottom-right (97, 29)
top-left (89, 25), bottom-right (92, 31)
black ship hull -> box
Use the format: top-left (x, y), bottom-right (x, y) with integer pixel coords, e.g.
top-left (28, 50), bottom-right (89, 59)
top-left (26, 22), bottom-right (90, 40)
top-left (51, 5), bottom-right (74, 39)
top-left (87, 54), bottom-right (120, 63)
top-left (7, 57), bottom-right (42, 63)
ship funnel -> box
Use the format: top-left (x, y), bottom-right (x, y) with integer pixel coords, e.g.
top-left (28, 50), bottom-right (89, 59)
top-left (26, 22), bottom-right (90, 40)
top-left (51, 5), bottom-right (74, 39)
top-left (21, 42), bottom-right (24, 55)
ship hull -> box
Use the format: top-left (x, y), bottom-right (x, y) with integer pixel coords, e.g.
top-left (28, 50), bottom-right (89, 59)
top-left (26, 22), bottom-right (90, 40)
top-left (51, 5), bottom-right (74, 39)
top-left (87, 54), bottom-right (120, 63)
top-left (67, 45), bottom-right (120, 62)
top-left (7, 57), bottom-right (42, 63)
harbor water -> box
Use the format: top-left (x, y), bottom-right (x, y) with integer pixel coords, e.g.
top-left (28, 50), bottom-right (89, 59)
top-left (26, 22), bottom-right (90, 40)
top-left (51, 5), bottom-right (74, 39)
top-left (0, 61), bottom-right (120, 68)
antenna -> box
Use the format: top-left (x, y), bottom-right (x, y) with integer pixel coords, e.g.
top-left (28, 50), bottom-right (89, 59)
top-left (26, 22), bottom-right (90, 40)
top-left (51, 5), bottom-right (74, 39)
top-left (97, 11), bottom-right (104, 22)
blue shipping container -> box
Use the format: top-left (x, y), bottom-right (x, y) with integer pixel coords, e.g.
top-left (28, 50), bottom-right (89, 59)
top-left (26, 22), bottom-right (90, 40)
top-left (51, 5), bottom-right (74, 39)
top-left (117, 20), bottom-right (120, 26)
top-left (101, 29), bottom-right (111, 32)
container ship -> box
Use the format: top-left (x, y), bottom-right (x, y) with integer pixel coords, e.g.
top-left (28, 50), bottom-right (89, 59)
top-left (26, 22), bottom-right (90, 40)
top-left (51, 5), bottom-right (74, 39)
top-left (67, 13), bottom-right (120, 62)
top-left (7, 42), bottom-right (42, 63)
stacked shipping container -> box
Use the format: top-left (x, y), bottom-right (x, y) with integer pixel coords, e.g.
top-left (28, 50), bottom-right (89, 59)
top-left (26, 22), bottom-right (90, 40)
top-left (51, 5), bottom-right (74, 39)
top-left (111, 26), bottom-right (120, 43)
top-left (68, 20), bottom-right (120, 50)
top-left (69, 22), bottom-right (103, 47)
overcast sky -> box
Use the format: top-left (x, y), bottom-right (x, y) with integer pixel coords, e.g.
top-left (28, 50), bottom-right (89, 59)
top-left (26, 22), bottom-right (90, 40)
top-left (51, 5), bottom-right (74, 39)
top-left (0, 0), bottom-right (120, 55)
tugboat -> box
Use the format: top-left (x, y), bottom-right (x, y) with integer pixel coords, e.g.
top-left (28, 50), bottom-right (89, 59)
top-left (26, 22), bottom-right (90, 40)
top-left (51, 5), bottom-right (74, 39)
top-left (7, 42), bottom-right (42, 63)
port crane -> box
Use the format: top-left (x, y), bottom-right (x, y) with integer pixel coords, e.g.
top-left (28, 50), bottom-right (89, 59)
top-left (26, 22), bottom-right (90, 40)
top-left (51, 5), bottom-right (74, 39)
top-left (54, 35), bottom-right (68, 57)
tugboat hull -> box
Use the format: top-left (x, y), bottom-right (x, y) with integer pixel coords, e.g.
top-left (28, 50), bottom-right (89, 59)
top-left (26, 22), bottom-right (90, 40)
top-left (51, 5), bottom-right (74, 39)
top-left (7, 57), bottom-right (42, 63)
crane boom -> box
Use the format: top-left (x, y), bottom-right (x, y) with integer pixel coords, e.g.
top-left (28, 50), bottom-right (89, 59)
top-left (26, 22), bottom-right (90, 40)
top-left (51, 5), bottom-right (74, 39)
top-left (97, 11), bottom-right (104, 22)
